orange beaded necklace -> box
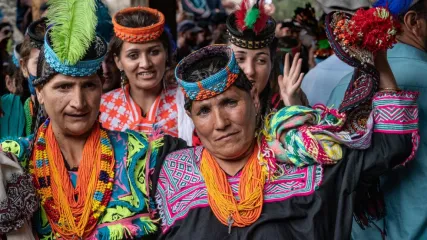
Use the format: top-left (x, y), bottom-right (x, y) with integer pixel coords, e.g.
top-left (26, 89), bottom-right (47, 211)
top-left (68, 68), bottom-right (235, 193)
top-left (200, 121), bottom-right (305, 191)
top-left (32, 120), bottom-right (115, 239)
top-left (200, 145), bottom-right (266, 231)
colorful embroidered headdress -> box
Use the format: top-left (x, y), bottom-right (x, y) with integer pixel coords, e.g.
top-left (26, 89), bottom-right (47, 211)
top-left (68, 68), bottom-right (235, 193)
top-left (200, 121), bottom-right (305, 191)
top-left (175, 45), bottom-right (240, 101)
top-left (325, 6), bottom-right (400, 113)
top-left (226, 0), bottom-right (276, 49)
top-left (33, 0), bottom-right (107, 86)
top-left (113, 7), bottom-right (165, 43)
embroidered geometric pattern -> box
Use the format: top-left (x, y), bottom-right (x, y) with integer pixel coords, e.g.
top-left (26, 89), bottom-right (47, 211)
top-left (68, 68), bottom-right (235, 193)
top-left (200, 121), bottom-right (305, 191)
top-left (0, 173), bottom-right (38, 233)
top-left (156, 146), bottom-right (323, 233)
top-left (100, 86), bottom-right (178, 137)
top-left (42, 33), bottom-right (106, 78)
top-left (113, 7), bottom-right (165, 44)
top-left (175, 45), bottom-right (240, 101)
top-left (373, 91), bottom-right (419, 134)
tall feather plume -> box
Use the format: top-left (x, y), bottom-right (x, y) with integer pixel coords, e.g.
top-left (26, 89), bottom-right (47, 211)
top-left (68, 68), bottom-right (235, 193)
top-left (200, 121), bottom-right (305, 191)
top-left (47, 0), bottom-right (97, 65)
top-left (235, 0), bottom-right (248, 31)
top-left (253, 0), bottom-right (268, 34)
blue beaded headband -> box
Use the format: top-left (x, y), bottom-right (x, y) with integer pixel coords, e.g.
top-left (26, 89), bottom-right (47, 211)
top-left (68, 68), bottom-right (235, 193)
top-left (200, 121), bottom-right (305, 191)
top-left (43, 28), bottom-right (107, 77)
top-left (175, 45), bottom-right (240, 101)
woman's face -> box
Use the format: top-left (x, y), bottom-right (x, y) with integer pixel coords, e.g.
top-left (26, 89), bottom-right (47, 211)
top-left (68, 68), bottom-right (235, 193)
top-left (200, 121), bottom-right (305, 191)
top-left (189, 86), bottom-right (259, 161)
top-left (115, 40), bottom-right (167, 91)
top-left (21, 48), bottom-right (40, 77)
top-left (230, 44), bottom-right (272, 93)
top-left (36, 74), bottom-right (102, 137)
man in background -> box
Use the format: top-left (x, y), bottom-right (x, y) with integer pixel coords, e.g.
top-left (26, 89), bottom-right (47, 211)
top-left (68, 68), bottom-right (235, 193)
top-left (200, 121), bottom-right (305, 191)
top-left (328, 1), bottom-right (427, 239)
top-left (301, 0), bottom-right (370, 106)
top-left (176, 20), bottom-right (202, 61)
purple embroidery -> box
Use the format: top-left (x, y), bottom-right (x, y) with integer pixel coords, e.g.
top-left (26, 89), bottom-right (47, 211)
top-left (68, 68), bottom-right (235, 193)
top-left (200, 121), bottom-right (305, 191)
top-left (156, 146), bottom-right (323, 233)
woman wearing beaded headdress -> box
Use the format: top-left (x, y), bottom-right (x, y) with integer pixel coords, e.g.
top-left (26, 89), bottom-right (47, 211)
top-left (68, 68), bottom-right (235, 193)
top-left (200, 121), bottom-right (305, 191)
top-left (0, 1), bottom-right (187, 239)
top-left (226, 0), bottom-right (307, 116)
top-left (153, 7), bottom-right (419, 239)
top-left (99, 7), bottom-right (194, 145)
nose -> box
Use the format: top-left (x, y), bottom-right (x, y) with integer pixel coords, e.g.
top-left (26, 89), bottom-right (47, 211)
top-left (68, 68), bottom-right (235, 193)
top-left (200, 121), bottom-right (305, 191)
top-left (139, 53), bottom-right (153, 69)
top-left (70, 86), bottom-right (87, 110)
top-left (242, 61), bottom-right (256, 80)
top-left (213, 108), bottom-right (230, 131)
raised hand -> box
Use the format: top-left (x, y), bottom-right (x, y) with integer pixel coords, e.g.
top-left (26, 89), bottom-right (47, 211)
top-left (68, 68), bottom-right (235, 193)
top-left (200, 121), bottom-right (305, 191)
top-left (278, 53), bottom-right (304, 106)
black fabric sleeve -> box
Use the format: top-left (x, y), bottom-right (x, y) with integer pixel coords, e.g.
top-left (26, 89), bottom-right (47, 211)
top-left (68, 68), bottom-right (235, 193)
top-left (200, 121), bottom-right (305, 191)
top-left (341, 133), bottom-right (413, 192)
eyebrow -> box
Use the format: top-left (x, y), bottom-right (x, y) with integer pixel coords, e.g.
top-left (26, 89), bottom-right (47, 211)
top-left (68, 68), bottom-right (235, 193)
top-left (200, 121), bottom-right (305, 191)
top-left (125, 48), bottom-right (141, 53)
top-left (125, 44), bottom-right (161, 53)
top-left (146, 44), bottom-right (162, 50)
top-left (256, 52), bottom-right (270, 57)
top-left (235, 51), bottom-right (247, 55)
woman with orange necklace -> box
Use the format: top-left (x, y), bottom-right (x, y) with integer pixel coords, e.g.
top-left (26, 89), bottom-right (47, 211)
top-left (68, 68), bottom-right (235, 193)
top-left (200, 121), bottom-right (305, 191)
top-left (100, 7), bottom-right (194, 145)
top-left (0, 1), bottom-right (186, 239)
top-left (153, 8), bottom-right (420, 239)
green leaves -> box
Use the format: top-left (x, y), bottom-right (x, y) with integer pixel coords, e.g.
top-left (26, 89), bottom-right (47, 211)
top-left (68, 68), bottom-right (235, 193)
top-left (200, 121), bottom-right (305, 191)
top-left (47, 0), bottom-right (97, 65)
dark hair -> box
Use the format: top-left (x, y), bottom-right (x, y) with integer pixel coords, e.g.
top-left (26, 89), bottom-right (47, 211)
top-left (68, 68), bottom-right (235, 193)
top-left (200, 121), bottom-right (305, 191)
top-left (3, 59), bottom-right (23, 95)
top-left (183, 57), bottom-right (253, 111)
top-left (109, 10), bottom-right (176, 84)
top-left (399, 0), bottom-right (427, 21)
top-left (0, 22), bottom-right (12, 31)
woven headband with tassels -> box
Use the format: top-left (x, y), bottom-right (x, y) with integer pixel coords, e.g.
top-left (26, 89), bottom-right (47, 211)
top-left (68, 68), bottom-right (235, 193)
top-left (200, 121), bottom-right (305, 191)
top-left (113, 7), bottom-right (165, 43)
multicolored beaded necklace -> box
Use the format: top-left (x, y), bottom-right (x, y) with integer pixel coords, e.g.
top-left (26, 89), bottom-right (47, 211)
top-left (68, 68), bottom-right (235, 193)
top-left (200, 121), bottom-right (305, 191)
top-left (31, 119), bottom-right (115, 239)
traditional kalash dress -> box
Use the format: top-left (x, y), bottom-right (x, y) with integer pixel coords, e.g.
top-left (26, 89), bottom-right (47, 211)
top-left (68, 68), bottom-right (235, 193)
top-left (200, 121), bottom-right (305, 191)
top-left (0, 3), bottom-right (185, 239)
top-left (153, 10), bottom-right (420, 240)
top-left (99, 7), bottom-right (194, 145)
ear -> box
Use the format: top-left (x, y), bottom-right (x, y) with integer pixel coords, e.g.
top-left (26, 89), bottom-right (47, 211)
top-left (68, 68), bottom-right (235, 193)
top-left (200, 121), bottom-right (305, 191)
top-left (20, 58), bottom-right (29, 78)
top-left (403, 10), bottom-right (423, 36)
top-left (250, 87), bottom-right (260, 114)
top-left (114, 54), bottom-right (123, 71)
top-left (35, 86), bottom-right (44, 105)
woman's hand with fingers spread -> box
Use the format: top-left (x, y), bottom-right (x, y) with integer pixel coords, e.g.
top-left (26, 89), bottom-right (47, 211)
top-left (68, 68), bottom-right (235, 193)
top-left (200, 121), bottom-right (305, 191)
top-left (278, 53), bottom-right (305, 106)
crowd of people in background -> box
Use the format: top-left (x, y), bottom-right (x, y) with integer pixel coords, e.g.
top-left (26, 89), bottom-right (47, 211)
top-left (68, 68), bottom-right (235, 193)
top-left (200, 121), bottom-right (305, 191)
top-left (0, 0), bottom-right (426, 239)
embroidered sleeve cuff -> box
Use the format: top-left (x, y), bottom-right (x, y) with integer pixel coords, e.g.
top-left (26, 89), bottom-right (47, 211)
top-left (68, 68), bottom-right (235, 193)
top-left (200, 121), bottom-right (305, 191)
top-left (372, 91), bottom-right (419, 134)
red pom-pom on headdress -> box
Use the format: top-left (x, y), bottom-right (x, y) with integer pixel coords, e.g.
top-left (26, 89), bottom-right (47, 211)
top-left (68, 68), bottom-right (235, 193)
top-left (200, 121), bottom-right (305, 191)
top-left (334, 7), bottom-right (401, 55)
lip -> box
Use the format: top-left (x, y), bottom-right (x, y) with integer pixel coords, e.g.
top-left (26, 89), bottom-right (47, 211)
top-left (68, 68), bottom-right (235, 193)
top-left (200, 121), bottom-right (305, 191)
top-left (215, 131), bottom-right (239, 142)
top-left (137, 70), bottom-right (156, 80)
top-left (66, 113), bottom-right (89, 118)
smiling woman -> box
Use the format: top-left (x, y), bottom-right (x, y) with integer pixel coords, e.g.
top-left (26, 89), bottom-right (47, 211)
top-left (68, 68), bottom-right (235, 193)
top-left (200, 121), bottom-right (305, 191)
top-left (99, 7), bottom-right (194, 144)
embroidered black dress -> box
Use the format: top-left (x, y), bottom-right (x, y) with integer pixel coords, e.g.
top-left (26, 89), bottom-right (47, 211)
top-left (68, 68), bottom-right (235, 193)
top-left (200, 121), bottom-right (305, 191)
top-left (153, 91), bottom-right (419, 240)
